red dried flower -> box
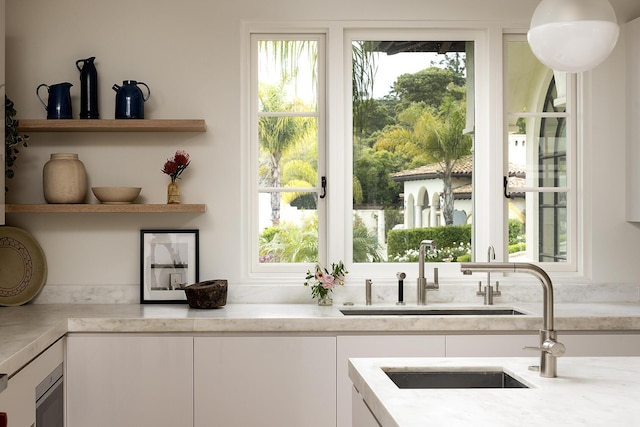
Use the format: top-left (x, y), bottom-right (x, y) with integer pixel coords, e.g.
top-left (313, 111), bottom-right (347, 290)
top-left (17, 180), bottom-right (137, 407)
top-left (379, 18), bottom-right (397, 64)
top-left (161, 150), bottom-right (191, 182)
top-left (174, 150), bottom-right (190, 166)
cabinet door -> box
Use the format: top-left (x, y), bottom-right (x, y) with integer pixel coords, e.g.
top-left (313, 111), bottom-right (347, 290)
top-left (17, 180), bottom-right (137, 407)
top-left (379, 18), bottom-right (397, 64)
top-left (445, 334), bottom-right (538, 357)
top-left (194, 336), bottom-right (336, 427)
top-left (561, 333), bottom-right (640, 356)
top-left (0, 338), bottom-right (64, 427)
top-left (446, 333), bottom-right (640, 357)
top-left (66, 334), bottom-right (193, 427)
top-left (352, 386), bottom-right (381, 427)
top-left (337, 335), bottom-right (445, 427)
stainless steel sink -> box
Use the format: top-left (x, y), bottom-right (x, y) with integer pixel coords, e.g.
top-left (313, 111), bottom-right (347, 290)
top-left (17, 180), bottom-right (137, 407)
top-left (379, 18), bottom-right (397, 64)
top-left (384, 370), bottom-right (529, 389)
top-left (339, 307), bottom-right (527, 316)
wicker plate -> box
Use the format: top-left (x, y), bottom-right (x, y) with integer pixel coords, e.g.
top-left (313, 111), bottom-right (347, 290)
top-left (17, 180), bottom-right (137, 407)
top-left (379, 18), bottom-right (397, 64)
top-left (0, 226), bottom-right (48, 306)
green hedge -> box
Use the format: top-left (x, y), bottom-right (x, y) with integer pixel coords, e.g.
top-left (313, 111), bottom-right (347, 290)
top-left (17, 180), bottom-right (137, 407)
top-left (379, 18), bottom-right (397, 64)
top-left (387, 224), bottom-right (472, 259)
top-left (508, 218), bottom-right (525, 245)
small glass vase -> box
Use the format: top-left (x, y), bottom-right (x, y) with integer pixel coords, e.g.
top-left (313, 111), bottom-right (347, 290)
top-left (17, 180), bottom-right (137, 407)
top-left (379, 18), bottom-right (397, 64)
top-left (167, 181), bottom-right (180, 204)
top-left (317, 293), bottom-right (333, 306)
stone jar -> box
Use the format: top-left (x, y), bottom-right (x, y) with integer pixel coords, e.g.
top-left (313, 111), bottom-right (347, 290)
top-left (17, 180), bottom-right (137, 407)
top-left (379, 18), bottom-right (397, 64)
top-left (43, 153), bottom-right (88, 204)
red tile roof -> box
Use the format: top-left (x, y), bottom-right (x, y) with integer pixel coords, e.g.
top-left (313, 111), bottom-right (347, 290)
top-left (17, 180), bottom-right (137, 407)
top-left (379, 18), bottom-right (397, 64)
top-left (391, 155), bottom-right (526, 181)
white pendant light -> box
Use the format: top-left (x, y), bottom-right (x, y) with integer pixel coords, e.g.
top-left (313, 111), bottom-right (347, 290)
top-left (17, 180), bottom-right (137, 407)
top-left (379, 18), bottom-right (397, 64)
top-left (527, 0), bottom-right (619, 73)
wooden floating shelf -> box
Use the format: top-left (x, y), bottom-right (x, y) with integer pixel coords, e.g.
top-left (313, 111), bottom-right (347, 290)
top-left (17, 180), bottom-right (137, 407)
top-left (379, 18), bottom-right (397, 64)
top-left (5, 204), bottom-right (207, 214)
top-left (17, 119), bottom-right (206, 133)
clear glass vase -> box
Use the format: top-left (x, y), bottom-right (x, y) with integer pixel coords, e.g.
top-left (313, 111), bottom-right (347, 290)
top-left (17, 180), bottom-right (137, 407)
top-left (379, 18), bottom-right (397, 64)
top-left (317, 293), bottom-right (333, 306)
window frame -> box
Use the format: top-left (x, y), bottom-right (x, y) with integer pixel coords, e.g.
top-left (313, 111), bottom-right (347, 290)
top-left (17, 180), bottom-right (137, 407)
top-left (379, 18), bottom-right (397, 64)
top-left (248, 32), bottom-right (328, 276)
top-left (343, 27), bottom-right (490, 281)
top-left (503, 34), bottom-right (579, 273)
top-left (241, 22), bottom-right (583, 286)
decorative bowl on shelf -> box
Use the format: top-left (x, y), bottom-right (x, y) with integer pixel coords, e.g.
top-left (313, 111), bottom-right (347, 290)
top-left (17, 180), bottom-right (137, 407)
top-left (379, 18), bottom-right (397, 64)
top-left (91, 186), bottom-right (141, 204)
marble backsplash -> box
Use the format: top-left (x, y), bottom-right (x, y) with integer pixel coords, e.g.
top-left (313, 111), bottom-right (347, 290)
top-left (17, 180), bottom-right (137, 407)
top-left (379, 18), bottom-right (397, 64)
top-left (33, 280), bottom-right (640, 305)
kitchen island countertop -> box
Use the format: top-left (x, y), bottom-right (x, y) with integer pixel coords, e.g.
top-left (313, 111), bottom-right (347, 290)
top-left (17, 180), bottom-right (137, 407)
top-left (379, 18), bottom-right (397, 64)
top-left (349, 356), bottom-right (640, 426)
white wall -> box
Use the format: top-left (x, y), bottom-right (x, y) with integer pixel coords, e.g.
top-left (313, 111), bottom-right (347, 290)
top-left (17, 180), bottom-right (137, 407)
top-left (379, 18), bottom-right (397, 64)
top-left (4, 0), bottom-right (640, 303)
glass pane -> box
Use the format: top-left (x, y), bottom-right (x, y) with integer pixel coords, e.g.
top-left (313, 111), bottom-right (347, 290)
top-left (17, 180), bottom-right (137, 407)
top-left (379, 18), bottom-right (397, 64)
top-left (506, 41), bottom-right (567, 114)
top-left (352, 40), bottom-right (473, 263)
top-left (509, 119), bottom-right (567, 189)
top-left (508, 191), bottom-right (568, 263)
top-left (255, 38), bottom-right (321, 265)
top-left (258, 192), bottom-right (318, 263)
top-left (257, 116), bottom-right (318, 188)
top-left (506, 39), bottom-right (570, 264)
top-left (258, 40), bottom-right (317, 111)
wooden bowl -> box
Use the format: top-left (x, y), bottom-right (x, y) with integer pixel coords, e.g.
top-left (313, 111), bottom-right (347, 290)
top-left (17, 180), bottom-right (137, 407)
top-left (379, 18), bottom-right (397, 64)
top-left (183, 280), bottom-right (228, 309)
top-left (92, 187), bottom-right (141, 204)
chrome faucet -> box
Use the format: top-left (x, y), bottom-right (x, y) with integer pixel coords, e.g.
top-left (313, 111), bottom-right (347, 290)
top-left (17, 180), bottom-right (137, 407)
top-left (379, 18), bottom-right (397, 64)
top-left (461, 262), bottom-right (565, 378)
top-left (417, 240), bottom-right (438, 305)
top-left (365, 279), bottom-right (372, 306)
top-left (477, 245), bottom-right (501, 304)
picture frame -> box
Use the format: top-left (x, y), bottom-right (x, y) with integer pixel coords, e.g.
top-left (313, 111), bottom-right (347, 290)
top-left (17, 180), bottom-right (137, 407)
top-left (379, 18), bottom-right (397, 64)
top-left (140, 229), bottom-right (199, 303)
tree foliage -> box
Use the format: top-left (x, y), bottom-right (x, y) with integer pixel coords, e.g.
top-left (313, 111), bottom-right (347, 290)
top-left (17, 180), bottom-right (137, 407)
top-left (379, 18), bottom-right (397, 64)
top-left (397, 99), bottom-right (472, 225)
top-left (392, 67), bottom-right (459, 111)
top-left (258, 84), bottom-right (314, 226)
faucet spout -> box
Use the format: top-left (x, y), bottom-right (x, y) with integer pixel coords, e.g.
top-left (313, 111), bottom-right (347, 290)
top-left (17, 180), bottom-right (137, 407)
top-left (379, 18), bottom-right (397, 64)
top-left (417, 240), bottom-right (437, 305)
top-left (460, 262), bottom-right (564, 377)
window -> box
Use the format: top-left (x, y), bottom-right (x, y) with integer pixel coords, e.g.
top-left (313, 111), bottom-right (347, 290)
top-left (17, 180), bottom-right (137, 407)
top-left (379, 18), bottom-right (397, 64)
top-left (504, 36), bottom-right (577, 270)
top-left (250, 34), bottom-right (326, 272)
top-left (245, 26), bottom-right (579, 282)
top-left (350, 39), bottom-right (474, 265)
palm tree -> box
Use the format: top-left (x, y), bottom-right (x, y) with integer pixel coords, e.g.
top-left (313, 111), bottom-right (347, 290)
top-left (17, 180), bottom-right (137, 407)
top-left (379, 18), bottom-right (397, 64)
top-left (258, 84), bottom-right (313, 226)
top-left (400, 100), bottom-right (472, 225)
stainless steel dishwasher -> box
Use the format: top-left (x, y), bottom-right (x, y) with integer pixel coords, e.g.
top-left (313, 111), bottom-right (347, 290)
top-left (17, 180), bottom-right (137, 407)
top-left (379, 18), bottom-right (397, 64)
top-left (35, 363), bottom-right (63, 427)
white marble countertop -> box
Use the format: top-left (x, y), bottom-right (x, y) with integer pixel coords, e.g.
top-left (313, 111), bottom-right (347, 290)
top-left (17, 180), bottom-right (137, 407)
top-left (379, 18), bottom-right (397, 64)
top-left (349, 356), bottom-right (640, 426)
top-left (1, 302), bottom-right (640, 378)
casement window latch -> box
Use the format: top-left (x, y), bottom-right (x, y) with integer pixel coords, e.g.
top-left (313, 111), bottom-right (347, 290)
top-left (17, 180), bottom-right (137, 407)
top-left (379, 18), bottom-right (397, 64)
top-left (320, 176), bottom-right (326, 199)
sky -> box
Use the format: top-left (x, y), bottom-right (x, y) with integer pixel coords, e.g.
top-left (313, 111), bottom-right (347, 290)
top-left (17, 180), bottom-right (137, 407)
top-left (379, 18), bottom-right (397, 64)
top-left (372, 51), bottom-right (438, 98)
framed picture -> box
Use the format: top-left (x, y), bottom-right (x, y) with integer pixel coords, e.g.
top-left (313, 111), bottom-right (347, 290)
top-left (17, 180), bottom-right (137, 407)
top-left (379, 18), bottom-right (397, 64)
top-left (140, 229), bottom-right (199, 303)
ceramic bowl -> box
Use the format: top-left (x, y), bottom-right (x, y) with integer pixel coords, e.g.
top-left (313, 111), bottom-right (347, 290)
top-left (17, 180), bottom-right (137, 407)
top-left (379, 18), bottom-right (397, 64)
top-left (92, 187), bottom-right (141, 204)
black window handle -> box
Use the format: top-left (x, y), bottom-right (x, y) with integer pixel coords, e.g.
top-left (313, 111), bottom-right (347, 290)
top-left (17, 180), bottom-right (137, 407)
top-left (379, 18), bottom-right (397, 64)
top-left (320, 176), bottom-right (326, 199)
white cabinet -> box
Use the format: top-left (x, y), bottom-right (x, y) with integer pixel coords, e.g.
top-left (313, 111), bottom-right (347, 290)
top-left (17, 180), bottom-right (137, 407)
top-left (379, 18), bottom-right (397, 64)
top-left (194, 335), bottom-right (336, 427)
top-left (446, 333), bottom-right (538, 357)
top-left (445, 333), bottom-right (640, 357)
top-left (626, 16), bottom-right (640, 221)
top-left (352, 386), bottom-right (381, 427)
top-left (337, 335), bottom-right (445, 427)
top-left (66, 334), bottom-right (193, 427)
top-left (560, 333), bottom-right (640, 356)
top-left (0, 338), bottom-right (64, 427)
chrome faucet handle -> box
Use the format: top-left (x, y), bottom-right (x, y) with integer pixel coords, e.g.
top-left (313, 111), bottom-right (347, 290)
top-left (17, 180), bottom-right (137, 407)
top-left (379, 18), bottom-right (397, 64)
top-left (524, 339), bottom-right (566, 357)
top-left (542, 339), bottom-right (566, 357)
top-left (426, 267), bottom-right (439, 290)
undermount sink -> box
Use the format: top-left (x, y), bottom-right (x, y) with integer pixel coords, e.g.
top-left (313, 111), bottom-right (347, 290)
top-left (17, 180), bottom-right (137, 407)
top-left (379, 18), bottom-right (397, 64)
top-left (339, 307), bottom-right (527, 316)
top-left (384, 369), bottom-right (530, 389)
